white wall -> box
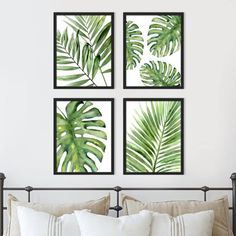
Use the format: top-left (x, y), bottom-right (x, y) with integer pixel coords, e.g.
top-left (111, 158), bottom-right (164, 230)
top-left (0, 0), bottom-right (236, 201)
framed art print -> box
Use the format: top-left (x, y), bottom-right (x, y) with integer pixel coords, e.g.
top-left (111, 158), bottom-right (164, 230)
top-left (124, 13), bottom-right (184, 89)
top-left (54, 13), bottom-right (114, 89)
top-left (124, 98), bottom-right (184, 174)
top-left (54, 98), bottom-right (114, 175)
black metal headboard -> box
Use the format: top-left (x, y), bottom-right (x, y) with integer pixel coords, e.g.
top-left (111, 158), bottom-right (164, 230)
top-left (1, 172), bottom-right (236, 235)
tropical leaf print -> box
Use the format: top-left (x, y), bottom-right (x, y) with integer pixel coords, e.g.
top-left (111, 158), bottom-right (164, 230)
top-left (140, 61), bottom-right (181, 87)
top-left (147, 15), bottom-right (181, 58)
top-left (126, 21), bottom-right (144, 70)
top-left (126, 101), bottom-right (182, 173)
top-left (56, 101), bottom-right (107, 173)
top-left (56, 15), bottom-right (112, 87)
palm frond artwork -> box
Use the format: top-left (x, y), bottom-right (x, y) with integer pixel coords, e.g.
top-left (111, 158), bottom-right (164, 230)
top-left (55, 99), bottom-right (113, 174)
top-left (55, 13), bottom-right (113, 88)
top-left (125, 99), bottom-right (183, 174)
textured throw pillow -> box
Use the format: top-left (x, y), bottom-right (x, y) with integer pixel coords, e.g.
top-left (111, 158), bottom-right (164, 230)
top-left (145, 210), bottom-right (214, 236)
top-left (122, 194), bottom-right (233, 236)
top-left (17, 206), bottom-right (80, 236)
top-left (7, 194), bottom-right (110, 236)
top-left (74, 210), bottom-right (152, 236)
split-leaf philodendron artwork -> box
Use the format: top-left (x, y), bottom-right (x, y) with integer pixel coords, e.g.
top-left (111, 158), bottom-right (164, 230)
top-left (55, 99), bottom-right (114, 174)
top-left (125, 13), bottom-right (184, 88)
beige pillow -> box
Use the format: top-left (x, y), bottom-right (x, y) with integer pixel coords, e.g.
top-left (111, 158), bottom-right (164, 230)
top-left (7, 194), bottom-right (110, 236)
top-left (122, 194), bottom-right (233, 236)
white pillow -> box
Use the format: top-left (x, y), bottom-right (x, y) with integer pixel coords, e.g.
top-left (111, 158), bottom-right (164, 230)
top-left (146, 210), bottom-right (214, 236)
top-left (17, 206), bottom-right (80, 236)
top-left (74, 210), bottom-right (152, 236)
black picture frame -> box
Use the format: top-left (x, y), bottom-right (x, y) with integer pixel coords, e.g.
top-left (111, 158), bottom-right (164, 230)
top-left (54, 98), bottom-right (114, 175)
top-left (54, 12), bottom-right (115, 89)
top-left (123, 12), bottom-right (184, 89)
top-left (123, 98), bottom-right (184, 175)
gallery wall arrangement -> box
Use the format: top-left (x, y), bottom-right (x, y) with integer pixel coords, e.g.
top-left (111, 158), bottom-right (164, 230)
top-left (53, 12), bottom-right (184, 175)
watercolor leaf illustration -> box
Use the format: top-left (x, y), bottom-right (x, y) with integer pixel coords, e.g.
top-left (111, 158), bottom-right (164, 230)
top-left (57, 30), bottom-right (99, 87)
top-left (126, 101), bottom-right (181, 173)
top-left (126, 21), bottom-right (144, 70)
top-left (61, 15), bottom-right (112, 86)
top-left (56, 101), bottom-right (107, 173)
top-left (147, 15), bottom-right (181, 58)
top-left (140, 61), bottom-right (181, 87)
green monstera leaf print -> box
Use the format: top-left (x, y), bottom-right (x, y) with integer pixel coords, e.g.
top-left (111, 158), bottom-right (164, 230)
top-left (126, 21), bottom-right (144, 70)
top-left (56, 101), bottom-right (107, 173)
top-left (148, 15), bottom-right (181, 58)
top-left (140, 61), bottom-right (181, 87)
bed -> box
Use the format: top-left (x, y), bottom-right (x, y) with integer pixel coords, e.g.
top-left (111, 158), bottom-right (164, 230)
top-left (0, 172), bottom-right (236, 236)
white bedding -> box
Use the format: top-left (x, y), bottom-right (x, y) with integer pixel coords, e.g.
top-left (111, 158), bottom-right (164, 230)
top-left (14, 206), bottom-right (215, 236)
